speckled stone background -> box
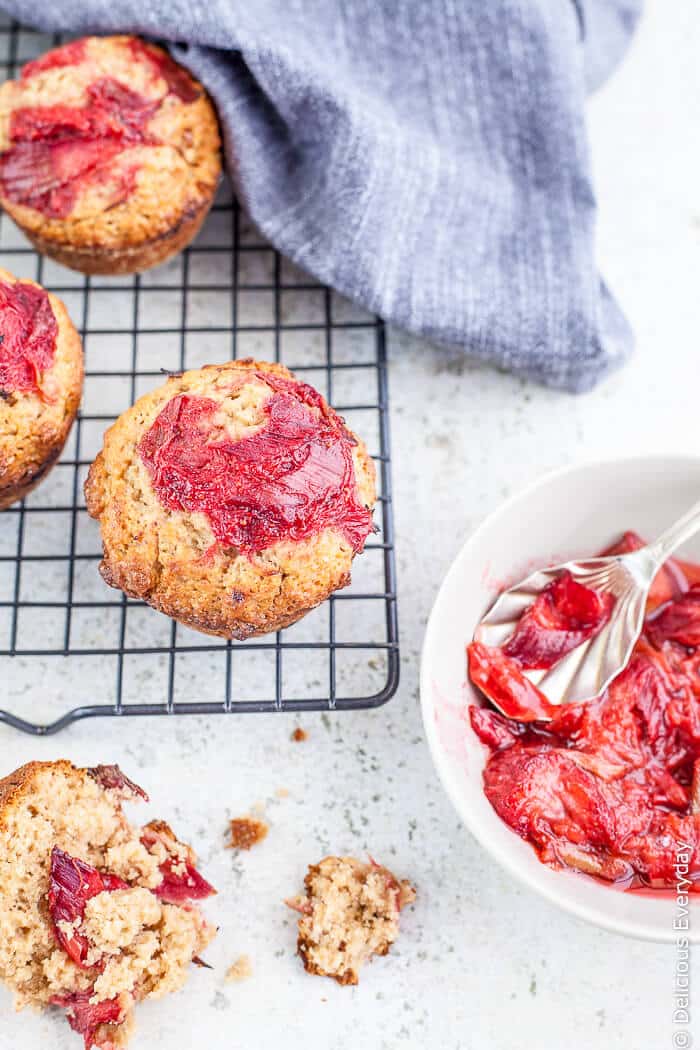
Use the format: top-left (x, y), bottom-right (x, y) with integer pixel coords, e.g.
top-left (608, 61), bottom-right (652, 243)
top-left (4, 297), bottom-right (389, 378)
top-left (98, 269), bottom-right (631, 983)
top-left (1, 3), bottom-right (698, 1048)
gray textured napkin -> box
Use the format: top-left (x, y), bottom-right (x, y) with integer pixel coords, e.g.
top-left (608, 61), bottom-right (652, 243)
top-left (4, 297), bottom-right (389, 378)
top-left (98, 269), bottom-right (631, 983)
top-left (2, 1), bottom-right (642, 392)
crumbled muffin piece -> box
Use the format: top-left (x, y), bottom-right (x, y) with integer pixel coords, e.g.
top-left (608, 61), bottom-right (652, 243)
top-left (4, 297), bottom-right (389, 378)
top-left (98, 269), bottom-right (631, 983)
top-left (0, 761), bottom-right (215, 1049)
top-left (228, 817), bottom-right (269, 851)
top-left (225, 955), bottom-right (252, 983)
top-left (286, 856), bottom-right (415, 985)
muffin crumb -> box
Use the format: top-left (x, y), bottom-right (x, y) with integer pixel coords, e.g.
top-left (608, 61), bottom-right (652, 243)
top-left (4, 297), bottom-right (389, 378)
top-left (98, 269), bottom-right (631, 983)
top-left (225, 955), bottom-right (252, 983)
top-left (286, 856), bottom-right (415, 985)
top-left (227, 817), bottom-right (269, 851)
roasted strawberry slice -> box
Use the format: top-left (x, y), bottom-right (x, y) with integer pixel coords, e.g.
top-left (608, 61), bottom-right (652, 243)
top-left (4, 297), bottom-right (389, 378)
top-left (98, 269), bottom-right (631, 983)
top-left (647, 586), bottom-right (700, 649)
top-left (87, 764), bottom-right (149, 802)
top-left (469, 705), bottom-right (522, 750)
top-left (48, 847), bottom-right (128, 967)
top-left (467, 641), bottom-right (557, 722)
top-left (152, 857), bottom-right (217, 904)
top-left (482, 747), bottom-right (617, 853)
top-left (623, 811), bottom-right (700, 884)
top-left (502, 571), bottom-right (614, 670)
top-left (141, 821), bottom-right (216, 904)
top-left (602, 530), bottom-right (689, 611)
top-left (51, 990), bottom-right (124, 1050)
top-left (691, 760), bottom-right (700, 814)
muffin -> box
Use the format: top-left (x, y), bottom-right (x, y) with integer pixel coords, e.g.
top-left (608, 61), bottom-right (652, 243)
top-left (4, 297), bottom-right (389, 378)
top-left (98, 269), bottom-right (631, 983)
top-left (0, 267), bottom-right (83, 509)
top-left (0, 760), bottom-right (215, 1049)
top-left (85, 359), bottom-right (377, 639)
top-left (285, 856), bottom-right (416, 985)
top-left (0, 36), bottom-right (222, 275)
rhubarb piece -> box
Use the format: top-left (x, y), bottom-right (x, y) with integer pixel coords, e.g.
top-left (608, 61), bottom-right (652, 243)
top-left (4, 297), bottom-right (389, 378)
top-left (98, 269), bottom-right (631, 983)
top-left (227, 816), bottom-right (269, 851)
top-left (286, 856), bottom-right (415, 985)
top-left (49, 847), bottom-right (128, 968)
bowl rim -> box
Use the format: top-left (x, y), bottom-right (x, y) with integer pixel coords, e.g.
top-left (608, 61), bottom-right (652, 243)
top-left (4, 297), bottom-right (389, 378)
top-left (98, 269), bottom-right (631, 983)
top-left (420, 452), bottom-right (700, 943)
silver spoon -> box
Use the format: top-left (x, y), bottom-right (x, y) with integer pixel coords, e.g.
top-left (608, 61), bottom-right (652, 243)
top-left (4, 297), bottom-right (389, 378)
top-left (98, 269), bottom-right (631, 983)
top-left (474, 500), bottom-right (700, 712)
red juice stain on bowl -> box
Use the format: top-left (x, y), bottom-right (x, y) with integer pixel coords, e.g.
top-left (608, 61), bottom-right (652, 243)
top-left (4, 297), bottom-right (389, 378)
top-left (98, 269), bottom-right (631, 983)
top-left (0, 279), bottom-right (57, 395)
top-left (0, 38), bottom-right (199, 218)
top-left (467, 532), bottom-right (700, 891)
top-left (138, 373), bottom-right (374, 556)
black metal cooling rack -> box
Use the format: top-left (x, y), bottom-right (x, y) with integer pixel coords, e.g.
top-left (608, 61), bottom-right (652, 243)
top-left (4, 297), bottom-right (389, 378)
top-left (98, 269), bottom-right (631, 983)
top-left (0, 21), bottom-right (399, 734)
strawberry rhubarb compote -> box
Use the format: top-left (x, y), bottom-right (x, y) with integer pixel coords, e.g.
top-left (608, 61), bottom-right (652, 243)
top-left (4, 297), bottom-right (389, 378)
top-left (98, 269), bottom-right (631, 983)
top-left (468, 532), bottom-right (700, 888)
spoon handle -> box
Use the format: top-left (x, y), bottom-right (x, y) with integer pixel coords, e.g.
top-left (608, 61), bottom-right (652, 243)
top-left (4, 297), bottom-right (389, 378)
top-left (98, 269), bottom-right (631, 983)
top-left (646, 498), bottom-right (700, 567)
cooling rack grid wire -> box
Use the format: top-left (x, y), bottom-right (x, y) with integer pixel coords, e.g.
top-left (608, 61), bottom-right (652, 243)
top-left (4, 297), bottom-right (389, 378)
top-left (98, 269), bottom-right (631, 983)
top-left (0, 21), bottom-right (399, 734)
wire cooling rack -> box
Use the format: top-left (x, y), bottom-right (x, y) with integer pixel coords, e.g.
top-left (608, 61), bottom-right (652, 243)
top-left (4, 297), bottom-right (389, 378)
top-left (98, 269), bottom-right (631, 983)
top-left (0, 22), bottom-right (399, 734)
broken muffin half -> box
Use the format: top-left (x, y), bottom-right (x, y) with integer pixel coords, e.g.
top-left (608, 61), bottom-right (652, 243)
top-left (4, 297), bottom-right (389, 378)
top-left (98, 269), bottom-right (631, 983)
top-left (286, 856), bottom-right (415, 985)
top-left (0, 760), bottom-right (215, 1049)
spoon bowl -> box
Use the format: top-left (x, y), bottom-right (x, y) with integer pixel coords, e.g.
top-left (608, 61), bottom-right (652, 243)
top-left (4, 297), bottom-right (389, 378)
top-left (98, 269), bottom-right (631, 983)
top-left (474, 502), bottom-right (700, 711)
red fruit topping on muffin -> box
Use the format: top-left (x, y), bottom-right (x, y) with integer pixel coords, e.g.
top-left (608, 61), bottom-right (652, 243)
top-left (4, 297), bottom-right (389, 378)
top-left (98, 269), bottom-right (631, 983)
top-left (138, 372), bottom-right (374, 556)
top-left (51, 990), bottom-right (125, 1050)
top-left (88, 764), bottom-right (149, 801)
top-left (0, 277), bottom-right (58, 396)
top-left (141, 821), bottom-right (216, 903)
top-left (48, 847), bottom-right (128, 967)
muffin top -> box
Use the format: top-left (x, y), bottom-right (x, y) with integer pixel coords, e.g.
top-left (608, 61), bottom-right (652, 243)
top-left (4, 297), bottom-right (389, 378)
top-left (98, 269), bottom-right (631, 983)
top-left (86, 360), bottom-right (377, 638)
top-left (0, 760), bottom-right (215, 1048)
top-left (0, 267), bottom-right (83, 500)
top-left (0, 36), bottom-right (221, 249)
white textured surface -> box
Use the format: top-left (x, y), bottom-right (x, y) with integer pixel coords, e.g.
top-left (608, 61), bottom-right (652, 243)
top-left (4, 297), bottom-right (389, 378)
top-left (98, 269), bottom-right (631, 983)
top-left (1, 2), bottom-right (698, 1048)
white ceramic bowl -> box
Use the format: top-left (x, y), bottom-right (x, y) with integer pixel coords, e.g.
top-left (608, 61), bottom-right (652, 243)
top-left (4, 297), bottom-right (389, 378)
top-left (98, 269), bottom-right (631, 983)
top-left (421, 455), bottom-right (700, 942)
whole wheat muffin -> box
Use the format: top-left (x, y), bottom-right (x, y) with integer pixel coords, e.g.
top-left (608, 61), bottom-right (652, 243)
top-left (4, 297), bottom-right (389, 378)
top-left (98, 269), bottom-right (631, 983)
top-left (286, 856), bottom-right (415, 985)
top-left (0, 760), bottom-right (215, 1049)
top-left (85, 359), bottom-right (377, 639)
top-left (0, 266), bottom-right (83, 509)
top-left (0, 36), bottom-right (221, 275)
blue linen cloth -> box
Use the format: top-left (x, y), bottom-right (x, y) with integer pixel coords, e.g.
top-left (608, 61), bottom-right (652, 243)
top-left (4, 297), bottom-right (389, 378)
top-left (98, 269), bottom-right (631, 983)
top-left (2, 1), bottom-right (642, 391)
